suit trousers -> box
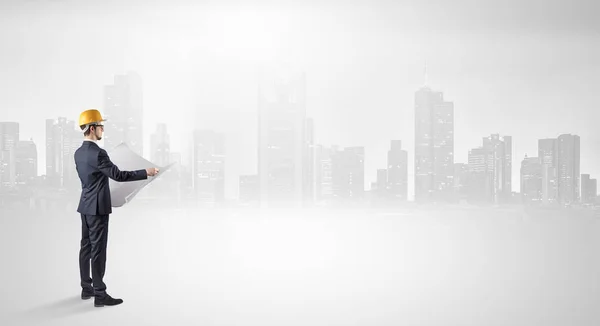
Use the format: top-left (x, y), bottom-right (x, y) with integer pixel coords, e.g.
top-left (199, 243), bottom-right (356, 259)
top-left (79, 214), bottom-right (110, 298)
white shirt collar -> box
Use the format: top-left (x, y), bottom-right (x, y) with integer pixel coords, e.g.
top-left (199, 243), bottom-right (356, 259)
top-left (83, 139), bottom-right (97, 143)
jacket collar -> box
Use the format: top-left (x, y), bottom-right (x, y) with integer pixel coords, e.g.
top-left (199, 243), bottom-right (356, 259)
top-left (82, 139), bottom-right (99, 148)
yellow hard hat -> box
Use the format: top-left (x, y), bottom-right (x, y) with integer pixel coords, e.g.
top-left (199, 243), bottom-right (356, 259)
top-left (79, 109), bottom-right (106, 132)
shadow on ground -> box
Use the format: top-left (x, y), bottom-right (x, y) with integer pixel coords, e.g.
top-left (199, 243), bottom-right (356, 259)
top-left (9, 295), bottom-right (102, 325)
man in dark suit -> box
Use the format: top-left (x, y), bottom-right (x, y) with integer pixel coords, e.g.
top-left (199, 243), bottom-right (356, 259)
top-left (74, 109), bottom-right (159, 307)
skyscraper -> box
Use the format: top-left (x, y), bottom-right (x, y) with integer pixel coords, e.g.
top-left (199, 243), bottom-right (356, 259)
top-left (331, 146), bottom-right (365, 201)
top-left (239, 175), bottom-right (259, 204)
top-left (581, 174), bottom-right (597, 205)
top-left (375, 168), bottom-right (388, 197)
top-left (557, 134), bottom-right (580, 205)
top-left (257, 67), bottom-right (306, 208)
top-left (303, 117), bottom-right (315, 205)
top-left (520, 155), bottom-right (542, 204)
top-left (150, 123), bottom-right (170, 167)
top-left (16, 139), bottom-right (37, 187)
top-left (502, 135), bottom-right (513, 199)
top-left (538, 138), bottom-right (559, 205)
top-left (467, 147), bottom-right (491, 203)
top-left (45, 118), bottom-right (80, 189)
top-left (192, 130), bottom-right (225, 204)
top-left (103, 71), bottom-right (144, 155)
top-left (315, 144), bottom-right (333, 204)
top-left (0, 122), bottom-right (19, 189)
top-left (414, 86), bottom-right (454, 202)
top-left (465, 134), bottom-right (511, 205)
top-left (387, 140), bottom-right (408, 201)
top-left (482, 134), bottom-right (512, 204)
top-left (453, 163), bottom-right (469, 201)
top-left (144, 123), bottom-right (173, 201)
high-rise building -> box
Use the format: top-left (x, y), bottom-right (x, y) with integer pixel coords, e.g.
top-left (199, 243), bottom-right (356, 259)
top-left (520, 155), bottom-right (542, 204)
top-left (387, 140), bottom-right (408, 201)
top-left (502, 135), bottom-right (513, 199)
top-left (142, 124), bottom-right (174, 201)
top-left (192, 130), bottom-right (225, 204)
top-left (414, 86), bottom-right (454, 202)
top-left (331, 146), bottom-right (365, 201)
top-left (467, 147), bottom-right (491, 203)
top-left (538, 138), bottom-right (559, 205)
top-left (103, 72), bottom-right (144, 155)
top-left (315, 144), bottom-right (333, 204)
top-left (0, 122), bottom-right (19, 188)
top-left (465, 134), bottom-right (511, 204)
top-left (150, 123), bottom-right (170, 167)
top-left (15, 140), bottom-right (37, 187)
top-left (453, 163), bottom-right (469, 201)
top-left (46, 118), bottom-right (81, 189)
top-left (557, 134), bottom-right (580, 205)
top-left (0, 122), bottom-right (19, 150)
top-left (257, 67), bottom-right (307, 208)
top-left (375, 168), bottom-right (388, 197)
top-left (162, 152), bottom-right (183, 202)
top-left (482, 134), bottom-right (512, 204)
top-left (581, 174), bottom-right (597, 205)
top-left (303, 117), bottom-right (315, 205)
top-left (239, 175), bottom-right (259, 203)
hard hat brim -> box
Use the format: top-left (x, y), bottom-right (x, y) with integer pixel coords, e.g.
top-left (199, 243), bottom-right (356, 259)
top-left (81, 119), bottom-right (107, 133)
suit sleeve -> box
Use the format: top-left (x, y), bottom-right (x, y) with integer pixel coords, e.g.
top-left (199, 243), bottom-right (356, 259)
top-left (97, 149), bottom-right (148, 182)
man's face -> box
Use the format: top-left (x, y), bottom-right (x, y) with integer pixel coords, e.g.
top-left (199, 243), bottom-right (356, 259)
top-left (93, 124), bottom-right (104, 140)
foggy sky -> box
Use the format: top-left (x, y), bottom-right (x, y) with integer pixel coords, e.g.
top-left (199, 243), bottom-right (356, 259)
top-left (1, 0), bottom-right (599, 199)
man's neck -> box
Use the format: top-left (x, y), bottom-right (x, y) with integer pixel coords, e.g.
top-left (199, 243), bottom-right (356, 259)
top-left (84, 137), bottom-right (97, 142)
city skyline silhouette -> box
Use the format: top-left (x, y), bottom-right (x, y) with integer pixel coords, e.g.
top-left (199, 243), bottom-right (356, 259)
top-left (2, 0), bottom-right (599, 202)
top-left (0, 66), bottom-right (597, 207)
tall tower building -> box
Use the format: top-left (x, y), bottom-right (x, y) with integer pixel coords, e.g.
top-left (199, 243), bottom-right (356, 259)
top-left (145, 123), bottom-right (172, 200)
top-left (414, 81), bottom-right (454, 202)
top-left (315, 144), bottom-right (333, 204)
top-left (46, 118), bottom-right (80, 189)
top-left (192, 130), bottom-right (225, 204)
top-left (150, 123), bottom-right (170, 167)
top-left (16, 139), bottom-right (37, 187)
top-left (387, 140), bottom-right (408, 201)
top-left (0, 122), bottom-right (19, 189)
top-left (538, 138), bottom-right (559, 204)
top-left (331, 146), bottom-right (365, 201)
top-left (453, 163), bottom-right (469, 200)
top-left (557, 134), bottom-right (580, 204)
top-left (103, 71), bottom-right (144, 155)
top-left (482, 134), bottom-right (512, 204)
top-left (502, 135), bottom-right (513, 199)
top-left (239, 175), bottom-right (259, 203)
top-left (303, 117), bottom-right (315, 205)
top-left (581, 174), bottom-right (597, 205)
top-left (375, 168), bottom-right (388, 197)
top-left (466, 134), bottom-right (511, 205)
top-left (520, 155), bottom-right (542, 204)
top-left (257, 67), bottom-right (307, 208)
top-left (467, 147), bottom-right (491, 203)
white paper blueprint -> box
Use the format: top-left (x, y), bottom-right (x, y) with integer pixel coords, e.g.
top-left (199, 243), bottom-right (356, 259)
top-left (106, 142), bottom-right (174, 207)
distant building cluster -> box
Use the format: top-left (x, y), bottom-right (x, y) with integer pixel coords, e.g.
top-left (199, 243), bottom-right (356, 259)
top-left (521, 135), bottom-right (591, 207)
top-left (0, 68), bottom-right (598, 211)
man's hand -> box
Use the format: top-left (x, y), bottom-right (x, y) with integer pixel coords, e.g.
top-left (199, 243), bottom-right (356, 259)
top-left (146, 167), bottom-right (159, 176)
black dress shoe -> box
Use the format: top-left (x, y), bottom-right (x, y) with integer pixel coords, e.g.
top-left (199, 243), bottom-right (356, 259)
top-left (81, 288), bottom-right (94, 300)
top-left (94, 294), bottom-right (123, 307)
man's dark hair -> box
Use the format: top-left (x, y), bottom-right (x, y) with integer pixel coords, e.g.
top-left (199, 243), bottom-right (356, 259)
top-left (81, 125), bottom-right (92, 136)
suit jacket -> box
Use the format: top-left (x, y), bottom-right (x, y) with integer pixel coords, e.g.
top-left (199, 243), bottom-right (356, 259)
top-left (74, 140), bottom-right (148, 215)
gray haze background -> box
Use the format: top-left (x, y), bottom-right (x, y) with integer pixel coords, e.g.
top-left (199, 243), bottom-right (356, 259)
top-left (1, 0), bottom-right (599, 199)
top-left (2, 0), bottom-right (600, 325)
